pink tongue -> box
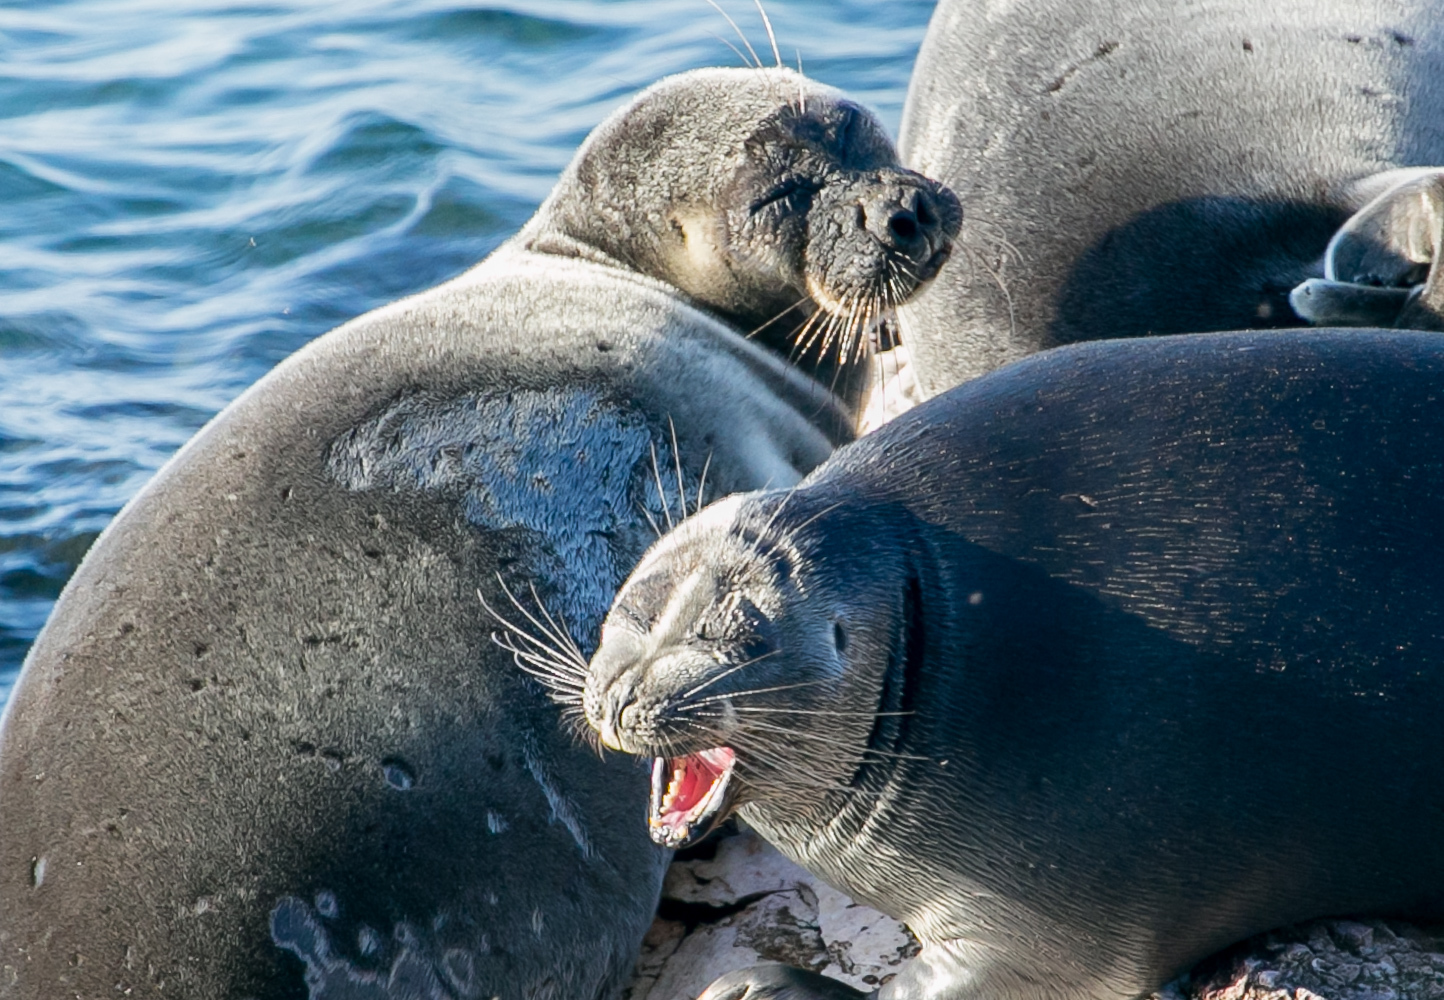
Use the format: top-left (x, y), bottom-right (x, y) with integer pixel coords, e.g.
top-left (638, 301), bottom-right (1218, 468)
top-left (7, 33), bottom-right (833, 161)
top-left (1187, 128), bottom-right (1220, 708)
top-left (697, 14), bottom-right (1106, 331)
top-left (662, 748), bottom-right (736, 823)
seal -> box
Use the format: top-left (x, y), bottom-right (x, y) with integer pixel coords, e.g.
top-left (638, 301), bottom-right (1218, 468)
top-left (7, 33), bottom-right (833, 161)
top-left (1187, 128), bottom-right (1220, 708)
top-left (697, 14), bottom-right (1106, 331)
top-left (581, 328), bottom-right (1444, 1000)
top-left (0, 67), bottom-right (957, 998)
top-left (895, 0), bottom-right (1444, 395)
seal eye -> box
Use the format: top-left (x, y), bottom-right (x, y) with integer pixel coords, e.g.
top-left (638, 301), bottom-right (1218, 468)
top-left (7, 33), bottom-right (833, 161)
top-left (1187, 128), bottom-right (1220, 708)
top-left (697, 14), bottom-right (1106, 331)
top-left (750, 177), bottom-right (819, 217)
top-left (833, 621), bottom-right (848, 654)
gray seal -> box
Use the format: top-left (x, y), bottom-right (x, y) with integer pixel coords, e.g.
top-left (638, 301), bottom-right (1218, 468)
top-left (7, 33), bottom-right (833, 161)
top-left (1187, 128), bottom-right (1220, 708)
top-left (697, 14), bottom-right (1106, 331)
top-left (582, 328), bottom-right (1444, 1000)
top-left (896, 0), bottom-right (1444, 394)
top-left (0, 67), bottom-right (956, 999)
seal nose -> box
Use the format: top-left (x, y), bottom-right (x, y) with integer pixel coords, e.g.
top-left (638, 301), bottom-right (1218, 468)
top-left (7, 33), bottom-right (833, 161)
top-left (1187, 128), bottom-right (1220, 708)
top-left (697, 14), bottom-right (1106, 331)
top-left (866, 185), bottom-right (946, 255)
top-left (596, 678), bottom-right (639, 752)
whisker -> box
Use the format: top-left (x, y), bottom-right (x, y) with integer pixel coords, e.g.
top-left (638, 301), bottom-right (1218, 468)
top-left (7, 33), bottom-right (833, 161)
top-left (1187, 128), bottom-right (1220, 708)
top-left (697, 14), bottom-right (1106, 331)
top-left (669, 417), bottom-right (687, 527)
top-left (479, 585), bottom-right (583, 670)
top-left (639, 501), bottom-right (665, 541)
top-left (677, 648), bottom-right (782, 701)
top-left (716, 706), bottom-right (914, 718)
top-left (685, 676), bottom-right (833, 708)
top-left (694, 451), bottom-right (713, 516)
top-left (753, 0), bottom-right (782, 68)
top-left (693, 716), bottom-right (930, 761)
top-left (525, 581), bottom-right (587, 662)
top-left (783, 500), bottom-right (843, 538)
top-left (704, 0), bottom-right (762, 68)
top-left (710, 32), bottom-right (751, 66)
top-left (649, 440), bottom-right (675, 531)
top-left (756, 481), bottom-right (802, 541)
top-left (746, 295), bottom-right (813, 342)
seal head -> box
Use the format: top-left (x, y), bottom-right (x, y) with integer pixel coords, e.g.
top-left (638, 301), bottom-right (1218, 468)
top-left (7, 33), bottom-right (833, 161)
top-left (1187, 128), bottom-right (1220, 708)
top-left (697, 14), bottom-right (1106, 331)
top-left (585, 491), bottom-right (906, 849)
top-left (526, 68), bottom-right (960, 378)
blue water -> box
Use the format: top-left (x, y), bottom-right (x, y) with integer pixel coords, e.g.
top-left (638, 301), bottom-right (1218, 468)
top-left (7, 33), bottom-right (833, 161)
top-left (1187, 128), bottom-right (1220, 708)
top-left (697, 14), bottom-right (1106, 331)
top-left (0, 0), bottom-right (933, 707)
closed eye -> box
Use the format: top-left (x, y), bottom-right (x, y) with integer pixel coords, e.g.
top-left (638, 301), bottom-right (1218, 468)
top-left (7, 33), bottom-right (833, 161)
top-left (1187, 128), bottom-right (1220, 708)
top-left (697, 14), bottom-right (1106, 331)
top-left (749, 176), bottom-right (819, 215)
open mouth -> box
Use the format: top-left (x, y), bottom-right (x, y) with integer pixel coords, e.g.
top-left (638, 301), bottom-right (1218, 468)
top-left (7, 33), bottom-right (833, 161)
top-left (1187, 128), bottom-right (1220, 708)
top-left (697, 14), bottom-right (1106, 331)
top-left (648, 746), bottom-right (738, 849)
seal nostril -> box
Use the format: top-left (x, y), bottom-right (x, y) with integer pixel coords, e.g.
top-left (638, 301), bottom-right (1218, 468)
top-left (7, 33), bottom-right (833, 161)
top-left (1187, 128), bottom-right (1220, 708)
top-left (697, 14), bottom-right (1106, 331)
top-left (916, 199), bottom-right (936, 228)
top-left (890, 214), bottom-right (919, 243)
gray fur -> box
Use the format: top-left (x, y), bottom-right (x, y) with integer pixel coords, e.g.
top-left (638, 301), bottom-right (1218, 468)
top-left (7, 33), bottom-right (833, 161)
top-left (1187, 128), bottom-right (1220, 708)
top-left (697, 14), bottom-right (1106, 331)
top-left (586, 328), bottom-right (1444, 1000)
top-left (896, 0), bottom-right (1444, 393)
top-left (326, 386), bottom-right (665, 642)
top-left (532, 68), bottom-right (958, 390)
top-left (0, 66), bottom-right (956, 999)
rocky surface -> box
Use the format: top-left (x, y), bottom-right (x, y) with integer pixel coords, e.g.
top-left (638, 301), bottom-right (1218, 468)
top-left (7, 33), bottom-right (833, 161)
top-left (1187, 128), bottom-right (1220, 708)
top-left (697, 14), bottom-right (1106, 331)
top-left (1167, 920), bottom-right (1444, 1000)
top-left (624, 828), bottom-right (917, 1000)
top-left (628, 829), bottom-right (1444, 1000)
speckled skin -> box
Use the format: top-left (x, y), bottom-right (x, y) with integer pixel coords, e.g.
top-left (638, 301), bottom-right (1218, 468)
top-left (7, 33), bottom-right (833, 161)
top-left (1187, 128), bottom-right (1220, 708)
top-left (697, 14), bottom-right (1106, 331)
top-left (896, 0), bottom-right (1444, 394)
top-left (0, 68), bottom-right (953, 999)
top-left (590, 329), bottom-right (1444, 1000)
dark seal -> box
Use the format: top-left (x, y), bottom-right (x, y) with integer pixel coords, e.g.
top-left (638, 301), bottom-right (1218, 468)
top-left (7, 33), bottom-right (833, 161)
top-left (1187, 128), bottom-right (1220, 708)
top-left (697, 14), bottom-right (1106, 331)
top-left (896, 0), bottom-right (1444, 394)
top-left (0, 67), bottom-right (956, 999)
top-left (583, 328), bottom-right (1444, 1000)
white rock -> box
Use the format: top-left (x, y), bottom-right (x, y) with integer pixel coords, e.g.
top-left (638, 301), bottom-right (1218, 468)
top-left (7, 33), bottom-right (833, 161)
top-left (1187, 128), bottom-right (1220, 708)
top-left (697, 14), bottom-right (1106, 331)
top-left (628, 830), bottom-right (916, 1000)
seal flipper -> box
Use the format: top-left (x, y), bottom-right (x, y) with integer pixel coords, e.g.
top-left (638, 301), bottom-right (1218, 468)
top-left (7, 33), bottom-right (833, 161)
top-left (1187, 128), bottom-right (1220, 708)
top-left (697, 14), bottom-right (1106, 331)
top-left (1290, 170), bottom-right (1444, 329)
top-left (700, 964), bottom-right (869, 1000)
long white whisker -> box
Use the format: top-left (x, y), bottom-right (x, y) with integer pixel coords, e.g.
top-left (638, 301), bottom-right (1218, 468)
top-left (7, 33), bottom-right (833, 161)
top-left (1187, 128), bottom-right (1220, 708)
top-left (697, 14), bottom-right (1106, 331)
top-left (686, 676), bottom-right (832, 708)
top-left (649, 440), bottom-right (675, 531)
top-left (753, 0), bottom-right (782, 68)
top-left (694, 451), bottom-right (713, 516)
top-left (678, 648), bottom-right (782, 701)
top-left (669, 417), bottom-right (687, 527)
top-left (704, 0), bottom-right (762, 68)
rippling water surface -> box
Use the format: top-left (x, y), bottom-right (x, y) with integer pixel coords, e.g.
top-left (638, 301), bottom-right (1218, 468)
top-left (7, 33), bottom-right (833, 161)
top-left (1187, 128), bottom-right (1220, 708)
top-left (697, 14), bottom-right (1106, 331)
top-left (0, 0), bottom-right (932, 706)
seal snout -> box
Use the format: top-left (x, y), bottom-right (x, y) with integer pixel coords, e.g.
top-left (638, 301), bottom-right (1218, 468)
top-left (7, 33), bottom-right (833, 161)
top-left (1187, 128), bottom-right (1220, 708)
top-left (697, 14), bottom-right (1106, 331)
top-left (585, 632), bottom-right (743, 849)
top-left (803, 169), bottom-right (961, 350)
top-left (863, 181), bottom-right (957, 271)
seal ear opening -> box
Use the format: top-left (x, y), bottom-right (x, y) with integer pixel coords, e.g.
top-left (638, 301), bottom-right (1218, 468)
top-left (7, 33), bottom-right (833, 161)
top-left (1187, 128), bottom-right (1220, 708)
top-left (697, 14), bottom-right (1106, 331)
top-left (833, 620), bottom-right (848, 653)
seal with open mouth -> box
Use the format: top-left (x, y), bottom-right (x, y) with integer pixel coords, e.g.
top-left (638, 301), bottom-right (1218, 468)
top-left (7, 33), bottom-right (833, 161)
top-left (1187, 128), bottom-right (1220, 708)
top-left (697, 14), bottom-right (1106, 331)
top-left (0, 66), bottom-right (956, 999)
top-left (584, 328), bottom-right (1444, 1000)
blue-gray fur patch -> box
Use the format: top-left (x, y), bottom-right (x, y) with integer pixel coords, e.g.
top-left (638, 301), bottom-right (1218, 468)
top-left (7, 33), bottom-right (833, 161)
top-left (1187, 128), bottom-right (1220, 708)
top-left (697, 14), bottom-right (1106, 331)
top-left (326, 388), bottom-right (695, 646)
top-left (270, 896), bottom-right (460, 999)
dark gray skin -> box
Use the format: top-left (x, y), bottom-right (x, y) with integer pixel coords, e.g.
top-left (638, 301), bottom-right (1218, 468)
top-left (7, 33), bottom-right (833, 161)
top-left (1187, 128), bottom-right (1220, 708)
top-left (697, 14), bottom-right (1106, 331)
top-left (896, 0), bottom-right (1444, 395)
top-left (586, 329), bottom-right (1444, 1000)
top-left (0, 68), bottom-right (956, 999)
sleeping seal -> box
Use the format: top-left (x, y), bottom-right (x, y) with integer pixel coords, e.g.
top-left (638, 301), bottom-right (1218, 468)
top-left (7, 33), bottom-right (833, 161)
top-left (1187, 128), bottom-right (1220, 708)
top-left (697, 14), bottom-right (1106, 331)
top-left (581, 328), bottom-right (1444, 1000)
top-left (0, 67), bottom-right (956, 998)
top-left (896, 0), bottom-right (1444, 394)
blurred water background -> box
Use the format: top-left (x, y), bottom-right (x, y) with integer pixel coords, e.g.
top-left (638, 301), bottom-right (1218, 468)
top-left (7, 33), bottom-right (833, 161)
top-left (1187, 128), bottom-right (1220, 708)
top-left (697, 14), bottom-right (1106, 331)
top-left (0, 0), bottom-right (933, 708)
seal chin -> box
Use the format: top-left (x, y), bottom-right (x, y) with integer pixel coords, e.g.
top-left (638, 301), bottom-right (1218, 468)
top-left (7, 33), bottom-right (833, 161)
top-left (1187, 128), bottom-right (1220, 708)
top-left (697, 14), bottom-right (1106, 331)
top-left (649, 746), bottom-right (738, 848)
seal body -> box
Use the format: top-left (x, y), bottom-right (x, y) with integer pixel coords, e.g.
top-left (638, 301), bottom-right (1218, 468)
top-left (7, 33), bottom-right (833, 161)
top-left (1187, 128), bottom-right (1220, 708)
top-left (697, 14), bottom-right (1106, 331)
top-left (897, 0), bottom-right (1444, 393)
top-left (586, 329), bottom-right (1444, 1000)
top-left (0, 68), bottom-right (956, 999)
